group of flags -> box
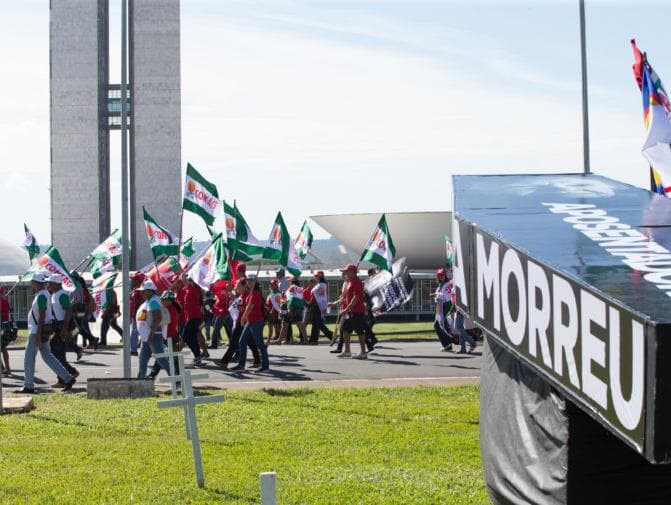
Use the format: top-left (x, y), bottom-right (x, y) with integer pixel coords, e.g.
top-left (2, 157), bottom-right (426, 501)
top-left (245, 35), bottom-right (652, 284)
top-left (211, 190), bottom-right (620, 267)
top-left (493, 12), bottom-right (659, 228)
top-left (632, 40), bottom-right (671, 196)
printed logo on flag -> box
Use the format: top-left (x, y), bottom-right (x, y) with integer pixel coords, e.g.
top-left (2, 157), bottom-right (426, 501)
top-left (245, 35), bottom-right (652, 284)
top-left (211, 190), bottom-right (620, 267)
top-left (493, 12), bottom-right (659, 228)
top-left (226, 217), bottom-right (235, 232)
top-left (186, 179), bottom-right (218, 210)
top-left (270, 226), bottom-right (282, 245)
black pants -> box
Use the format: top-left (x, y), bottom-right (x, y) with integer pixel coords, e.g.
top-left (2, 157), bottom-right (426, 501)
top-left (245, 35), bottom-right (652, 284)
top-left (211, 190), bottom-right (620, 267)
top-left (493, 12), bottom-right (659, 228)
top-left (183, 318), bottom-right (202, 358)
top-left (211, 315), bottom-right (233, 348)
top-left (100, 313), bottom-right (123, 345)
top-left (50, 333), bottom-right (78, 376)
top-left (76, 316), bottom-right (96, 347)
top-left (335, 316), bottom-right (376, 350)
top-left (221, 325), bottom-right (259, 366)
top-left (434, 321), bottom-right (453, 348)
top-left (309, 305), bottom-right (332, 343)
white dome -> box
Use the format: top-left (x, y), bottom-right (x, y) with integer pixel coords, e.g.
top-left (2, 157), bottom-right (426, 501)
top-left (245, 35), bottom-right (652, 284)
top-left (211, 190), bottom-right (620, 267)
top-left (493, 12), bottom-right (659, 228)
top-left (0, 239), bottom-right (31, 275)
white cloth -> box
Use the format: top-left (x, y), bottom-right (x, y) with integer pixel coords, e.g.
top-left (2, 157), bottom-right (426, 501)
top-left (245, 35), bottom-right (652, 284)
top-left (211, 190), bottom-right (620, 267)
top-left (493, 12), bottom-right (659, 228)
top-left (135, 295), bottom-right (162, 342)
top-left (50, 288), bottom-right (69, 321)
top-left (311, 282), bottom-right (329, 314)
top-left (27, 288), bottom-right (52, 334)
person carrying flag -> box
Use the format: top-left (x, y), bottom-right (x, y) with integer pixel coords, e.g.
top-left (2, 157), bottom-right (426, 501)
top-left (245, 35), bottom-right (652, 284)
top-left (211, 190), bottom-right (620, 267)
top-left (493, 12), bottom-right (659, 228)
top-left (209, 280), bottom-right (232, 350)
top-left (47, 274), bottom-right (80, 387)
top-left (308, 272), bottom-right (333, 344)
top-left (266, 279), bottom-right (282, 343)
top-left (336, 264), bottom-right (369, 360)
top-left (230, 274), bottom-right (269, 372)
top-left (432, 268), bottom-right (454, 352)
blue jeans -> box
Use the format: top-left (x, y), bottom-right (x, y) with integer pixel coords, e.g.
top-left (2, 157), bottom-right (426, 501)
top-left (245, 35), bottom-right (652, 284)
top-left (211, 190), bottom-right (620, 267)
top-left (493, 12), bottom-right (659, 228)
top-left (130, 320), bottom-right (139, 354)
top-left (237, 321), bottom-right (268, 369)
top-left (455, 312), bottom-right (475, 351)
top-left (24, 333), bottom-right (73, 389)
top-left (137, 332), bottom-right (171, 378)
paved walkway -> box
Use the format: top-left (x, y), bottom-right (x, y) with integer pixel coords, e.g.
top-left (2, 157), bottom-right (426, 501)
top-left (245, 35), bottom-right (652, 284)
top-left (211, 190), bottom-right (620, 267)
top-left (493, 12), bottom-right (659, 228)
top-left (2, 341), bottom-right (481, 393)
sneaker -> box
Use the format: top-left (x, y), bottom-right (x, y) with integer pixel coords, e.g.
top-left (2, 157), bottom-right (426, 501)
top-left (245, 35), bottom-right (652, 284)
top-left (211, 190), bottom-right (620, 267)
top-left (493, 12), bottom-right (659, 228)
top-left (202, 350), bottom-right (210, 358)
top-left (51, 381), bottom-right (65, 389)
top-left (193, 357), bottom-right (203, 366)
top-left (63, 378), bottom-right (76, 391)
top-left (131, 352), bottom-right (138, 357)
top-left (441, 346), bottom-right (453, 352)
top-left (15, 387), bottom-right (36, 394)
top-left (337, 352), bottom-right (351, 358)
top-left (469, 345), bottom-right (477, 353)
top-left (329, 348), bottom-right (343, 354)
top-left (353, 353), bottom-right (368, 360)
top-left (76, 349), bottom-right (83, 361)
top-left (457, 349), bottom-right (467, 354)
top-left (366, 344), bottom-right (375, 352)
top-left (251, 362), bottom-right (262, 369)
top-left (228, 365), bottom-right (245, 371)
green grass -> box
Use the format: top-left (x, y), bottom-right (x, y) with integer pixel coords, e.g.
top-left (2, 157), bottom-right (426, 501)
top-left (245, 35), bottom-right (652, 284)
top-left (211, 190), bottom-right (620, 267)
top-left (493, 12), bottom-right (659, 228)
top-left (0, 386), bottom-right (486, 504)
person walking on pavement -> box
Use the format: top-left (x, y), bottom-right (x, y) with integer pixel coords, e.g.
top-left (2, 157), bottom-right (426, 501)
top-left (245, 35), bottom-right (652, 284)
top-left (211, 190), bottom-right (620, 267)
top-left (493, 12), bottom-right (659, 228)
top-left (265, 280), bottom-right (282, 343)
top-left (47, 274), bottom-right (80, 388)
top-left (337, 264), bottom-right (369, 360)
top-left (129, 272), bottom-right (146, 356)
top-left (230, 275), bottom-right (269, 372)
top-left (432, 268), bottom-right (454, 352)
top-left (136, 281), bottom-right (171, 379)
top-left (180, 275), bottom-right (205, 366)
top-left (208, 280), bottom-right (232, 350)
top-left (0, 288), bottom-right (13, 375)
top-left (308, 272), bottom-right (333, 343)
top-left (99, 282), bottom-right (123, 346)
top-left (18, 272), bottom-right (75, 393)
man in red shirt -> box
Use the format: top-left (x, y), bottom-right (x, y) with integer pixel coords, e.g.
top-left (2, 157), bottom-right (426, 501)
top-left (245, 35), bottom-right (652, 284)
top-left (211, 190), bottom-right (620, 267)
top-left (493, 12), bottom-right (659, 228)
top-left (209, 280), bottom-right (232, 349)
top-left (230, 274), bottom-right (269, 372)
top-left (338, 264), bottom-right (369, 359)
top-left (180, 275), bottom-right (204, 366)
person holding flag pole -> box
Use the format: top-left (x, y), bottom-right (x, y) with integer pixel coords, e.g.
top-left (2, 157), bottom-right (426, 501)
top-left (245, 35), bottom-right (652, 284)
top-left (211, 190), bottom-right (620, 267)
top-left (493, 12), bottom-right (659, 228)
top-left (5, 224), bottom-right (42, 298)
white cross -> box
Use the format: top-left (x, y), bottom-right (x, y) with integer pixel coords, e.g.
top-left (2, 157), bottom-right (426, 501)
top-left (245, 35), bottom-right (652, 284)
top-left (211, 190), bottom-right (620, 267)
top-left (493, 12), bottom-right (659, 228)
top-left (156, 342), bottom-right (225, 488)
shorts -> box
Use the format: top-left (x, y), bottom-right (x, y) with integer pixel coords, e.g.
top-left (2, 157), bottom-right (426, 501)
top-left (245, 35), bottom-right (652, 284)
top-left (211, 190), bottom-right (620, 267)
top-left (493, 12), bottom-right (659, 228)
top-left (282, 307), bottom-right (303, 324)
top-left (341, 313), bottom-right (367, 335)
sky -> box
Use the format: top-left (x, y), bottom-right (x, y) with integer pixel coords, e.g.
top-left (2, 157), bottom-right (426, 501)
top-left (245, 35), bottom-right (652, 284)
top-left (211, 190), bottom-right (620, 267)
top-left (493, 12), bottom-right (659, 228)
top-left (2, 0), bottom-right (671, 249)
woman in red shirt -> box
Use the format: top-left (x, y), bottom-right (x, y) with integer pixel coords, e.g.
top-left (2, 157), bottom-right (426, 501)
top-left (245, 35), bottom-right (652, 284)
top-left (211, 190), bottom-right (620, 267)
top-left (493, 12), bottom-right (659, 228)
top-left (209, 280), bottom-right (232, 349)
top-left (229, 275), bottom-right (269, 372)
top-left (180, 276), bottom-right (205, 366)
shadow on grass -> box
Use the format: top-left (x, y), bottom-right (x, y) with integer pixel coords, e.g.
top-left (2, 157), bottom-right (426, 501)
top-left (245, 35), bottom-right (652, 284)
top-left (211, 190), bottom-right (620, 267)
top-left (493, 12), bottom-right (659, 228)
top-left (262, 387), bottom-right (315, 398)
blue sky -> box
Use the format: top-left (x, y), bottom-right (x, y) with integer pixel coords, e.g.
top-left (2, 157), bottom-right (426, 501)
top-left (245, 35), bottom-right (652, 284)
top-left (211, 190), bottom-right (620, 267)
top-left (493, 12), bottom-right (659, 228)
top-left (2, 1), bottom-right (671, 250)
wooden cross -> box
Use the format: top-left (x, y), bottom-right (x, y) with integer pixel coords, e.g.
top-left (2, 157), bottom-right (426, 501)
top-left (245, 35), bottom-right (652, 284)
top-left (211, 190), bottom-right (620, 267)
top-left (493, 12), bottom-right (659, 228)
top-left (156, 343), bottom-right (225, 488)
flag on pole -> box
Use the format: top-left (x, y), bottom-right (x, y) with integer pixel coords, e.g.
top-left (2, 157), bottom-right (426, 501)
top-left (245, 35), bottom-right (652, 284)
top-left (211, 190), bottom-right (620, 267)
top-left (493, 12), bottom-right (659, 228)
top-left (631, 40), bottom-right (671, 196)
top-left (25, 246), bottom-right (76, 292)
top-left (88, 229), bottom-right (124, 278)
top-left (226, 201), bottom-right (265, 259)
top-left (143, 207), bottom-right (179, 261)
top-left (294, 220), bottom-right (313, 260)
top-left (146, 256), bottom-right (181, 292)
top-left (360, 214), bottom-right (396, 273)
top-left (179, 237), bottom-right (196, 269)
top-left (182, 163), bottom-right (220, 226)
top-left (23, 224), bottom-right (40, 262)
top-left (445, 235), bottom-right (454, 267)
top-left (187, 234), bottom-right (230, 289)
top-left (92, 273), bottom-right (118, 318)
top-left (263, 212), bottom-right (302, 276)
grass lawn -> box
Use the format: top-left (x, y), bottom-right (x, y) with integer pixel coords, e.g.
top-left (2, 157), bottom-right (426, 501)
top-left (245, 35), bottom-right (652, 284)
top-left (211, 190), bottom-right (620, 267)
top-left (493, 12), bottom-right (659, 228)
top-left (0, 385), bottom-right (486, 504)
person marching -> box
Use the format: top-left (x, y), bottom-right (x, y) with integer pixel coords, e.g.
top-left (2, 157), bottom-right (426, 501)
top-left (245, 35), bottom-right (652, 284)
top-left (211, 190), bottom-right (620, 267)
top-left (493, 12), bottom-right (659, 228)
top-left (1, 288), bottom-right (13, 375)
top-left (180, 275), bottom-right (205, 366)
top-left (432, 268), bottom-right (454, 352)
top-left (308, 271), bottom-right (333, 344)
top-left (148, 290), bottom-right (181, 380)
top-left (230, 274), bottom-right (269, 372)
top-left (99, 281), bottom-right (123, 346)
top-left (208, 280), bottom-right (232, 350)
top-left (220, 278), bottom-right (260, 369)
top-left (136, 280), bottom-right (171, 379)
top-left (19, 272), bottom-right (75, 393)
top-left (265, 279), bottom-right (282, 343)
top-left (279, 277), bottom-right (308, 344)
top-left (70, 272), bottom-right (97, 350)
top-left (47, 274), bottom-right (80, 387)
top-left (129, 272), bottom-right (146, 356)
top-left (337, 263), bottom-right (369, 360)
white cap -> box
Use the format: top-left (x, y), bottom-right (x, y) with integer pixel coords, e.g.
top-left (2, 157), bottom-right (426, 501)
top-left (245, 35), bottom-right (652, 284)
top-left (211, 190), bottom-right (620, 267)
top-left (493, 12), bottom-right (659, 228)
top-left (31, 271), bottom-right (48, 283)
top-left (48, 274), bottom-right (63, 284)
top-left (141, 280), bottom-right (157, 291)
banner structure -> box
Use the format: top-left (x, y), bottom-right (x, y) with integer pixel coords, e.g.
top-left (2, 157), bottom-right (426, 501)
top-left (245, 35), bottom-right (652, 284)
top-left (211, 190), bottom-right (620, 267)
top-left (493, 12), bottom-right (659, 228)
top-left (182, 163), bottom-right (220, 226)
top-left (453, 173), bottom-right (671, 465)
top-left (360, 214), bottom-right (396, 272)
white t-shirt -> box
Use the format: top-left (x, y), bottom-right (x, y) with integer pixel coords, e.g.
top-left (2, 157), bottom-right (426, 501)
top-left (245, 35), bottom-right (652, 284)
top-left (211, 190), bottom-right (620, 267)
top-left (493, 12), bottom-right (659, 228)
top-left (135, 295), bottom-right (162, 342)
top-left (311, 282), bottom-right (329, 313)
top-left (27, 288), bottom-right (53, 334)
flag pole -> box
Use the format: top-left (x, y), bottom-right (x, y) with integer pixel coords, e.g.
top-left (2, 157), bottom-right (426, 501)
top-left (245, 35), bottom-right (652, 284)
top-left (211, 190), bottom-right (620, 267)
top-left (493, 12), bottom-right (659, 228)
top-left (120, 0), bottom-right (131, 378)
top-left (579, 0), bottom-right (590, 174)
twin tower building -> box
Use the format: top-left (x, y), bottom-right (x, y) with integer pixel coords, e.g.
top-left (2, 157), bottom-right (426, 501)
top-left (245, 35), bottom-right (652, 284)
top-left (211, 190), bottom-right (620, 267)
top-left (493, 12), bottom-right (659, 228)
top-left (50, 0), bottom-right (181, 268)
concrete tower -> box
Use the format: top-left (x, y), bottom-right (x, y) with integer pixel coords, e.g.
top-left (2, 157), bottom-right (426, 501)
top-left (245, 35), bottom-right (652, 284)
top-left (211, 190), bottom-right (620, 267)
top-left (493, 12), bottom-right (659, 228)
top-left (50, 0), bottom-right (181, 269)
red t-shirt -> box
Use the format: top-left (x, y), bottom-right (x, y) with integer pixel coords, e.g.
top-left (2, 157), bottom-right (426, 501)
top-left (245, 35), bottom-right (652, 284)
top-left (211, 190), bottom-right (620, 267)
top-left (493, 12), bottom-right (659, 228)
top-left (130, 290), bottom-right (144, 316)
top-left (0, 299), bottom-right (11, 322)
top-left (303, 287), bottom-right (314, 305)
top-left (175, 285), bottom-right (187, 325)
top-left (244, 289), bottom-right (265, 323)
top-left (166, 303), bottom-right (180, 338)
top-left (182, 283), bottom-right (203, 321)
top-left (212, 287), bottom-right (229, 317)
top-left (343, 277), bottom-right (366, 314)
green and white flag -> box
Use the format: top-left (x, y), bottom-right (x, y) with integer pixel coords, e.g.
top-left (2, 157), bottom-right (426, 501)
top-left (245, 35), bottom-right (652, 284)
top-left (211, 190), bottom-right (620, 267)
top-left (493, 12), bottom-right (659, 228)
top-left (294, 220), bottom-right (313, 260)
top-left (23, 223), bottom-right (40, 262)
top-left (182, 163), bottom-right (220, 226)
top-left (187, 234), bottom-right (229, 289)
top-left (88, 229), bottom-right (123, 278)
top-left (263, 212), bottom-right (302, 276)
top-left (445, 235), bottom-right (453, 268)
top-left (360, 214), bottom-right (396, 273)
top-left (143, 207), bottom-right (179, 261)
top-left (25, 246), bottom-right (76, 292)
top-left (179, 237), bottom-right (196, 269)
top-left (92, 273), bottom-right (118, 318)
top-left (223, 200), bottom-right (265, 260)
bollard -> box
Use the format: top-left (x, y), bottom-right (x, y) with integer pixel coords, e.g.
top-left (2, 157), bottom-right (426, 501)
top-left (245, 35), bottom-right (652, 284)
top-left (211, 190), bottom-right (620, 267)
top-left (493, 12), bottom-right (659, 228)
top-left (260, 472), bottom-right (277, 505)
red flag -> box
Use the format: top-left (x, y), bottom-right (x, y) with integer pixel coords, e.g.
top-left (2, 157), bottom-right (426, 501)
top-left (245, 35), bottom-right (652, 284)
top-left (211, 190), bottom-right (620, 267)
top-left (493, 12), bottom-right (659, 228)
top-left (631, 39), bottom-right (645, 90)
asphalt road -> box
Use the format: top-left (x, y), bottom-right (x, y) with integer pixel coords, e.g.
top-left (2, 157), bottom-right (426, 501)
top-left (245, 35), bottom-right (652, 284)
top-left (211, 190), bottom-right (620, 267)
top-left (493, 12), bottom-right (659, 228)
top-left (2, 340), bottom-right (481, 392)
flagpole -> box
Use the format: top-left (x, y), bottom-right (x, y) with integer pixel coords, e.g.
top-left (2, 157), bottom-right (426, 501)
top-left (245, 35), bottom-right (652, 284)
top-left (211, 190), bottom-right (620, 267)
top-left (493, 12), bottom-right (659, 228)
top-left (579, 0), bottom-right (590, 174)
top-left (120, 0), bottom-right (131, 378)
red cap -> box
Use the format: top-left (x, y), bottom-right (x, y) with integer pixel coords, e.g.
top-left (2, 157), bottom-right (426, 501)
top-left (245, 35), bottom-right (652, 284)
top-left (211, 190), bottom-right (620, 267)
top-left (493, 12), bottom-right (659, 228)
top-left (340, 263), bottom-right (358, 274)
top-left (236, 263), bottom-right (247, 272)
top-left (314, 270), bottom-right (325, 279)
top-left (131, 271), bottom-right (146, 281)
top-left (436, 268), bottom-right (447, 276)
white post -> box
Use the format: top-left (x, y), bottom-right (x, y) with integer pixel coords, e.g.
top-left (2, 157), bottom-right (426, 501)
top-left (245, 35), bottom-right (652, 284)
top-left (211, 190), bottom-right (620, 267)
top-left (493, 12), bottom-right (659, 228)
top-left (260, 472), bottom-right (277, 505)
